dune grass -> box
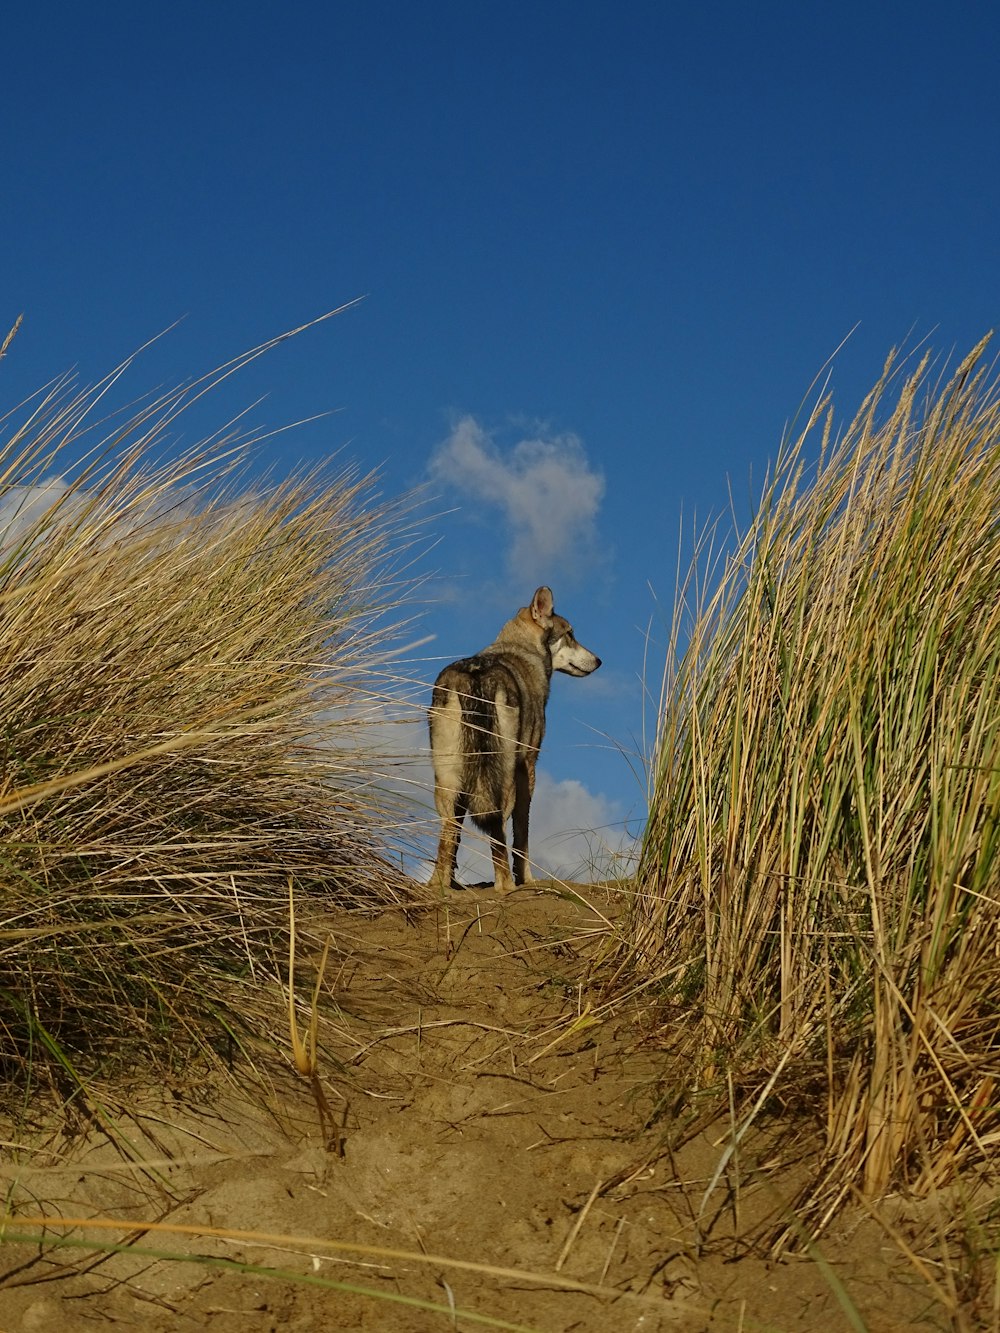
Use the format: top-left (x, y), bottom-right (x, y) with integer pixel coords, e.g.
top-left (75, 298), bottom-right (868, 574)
top-left (0, 318), bottom-right (416, 1117)
top-left (626, 336), bottom-right (1000, 1243)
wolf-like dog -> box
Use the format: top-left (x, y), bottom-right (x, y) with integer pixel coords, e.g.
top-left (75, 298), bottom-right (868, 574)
top-left (428, 586), bottom-right (601, 892)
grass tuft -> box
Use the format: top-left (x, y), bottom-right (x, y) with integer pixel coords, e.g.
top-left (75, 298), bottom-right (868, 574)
top-left (627, 335), bottom-right (1000, 1241)
top-left (0, 318), bottom-right (417, 1115)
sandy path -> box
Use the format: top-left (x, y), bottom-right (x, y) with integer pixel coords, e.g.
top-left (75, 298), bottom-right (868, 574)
top-left (0, 886), bottom-right (941, 1331)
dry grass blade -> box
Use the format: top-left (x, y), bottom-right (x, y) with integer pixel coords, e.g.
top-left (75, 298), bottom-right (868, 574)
top-left (0, 1225), bottom-right (545, 1333)
top-left (1, 1211), bottom-right (654, 1303)
top-left (0, 316), bottom-right (22, 360)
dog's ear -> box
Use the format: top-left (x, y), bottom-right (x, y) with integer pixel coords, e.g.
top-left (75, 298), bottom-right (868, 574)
top-left (530, 587), bottom-right (554, 622)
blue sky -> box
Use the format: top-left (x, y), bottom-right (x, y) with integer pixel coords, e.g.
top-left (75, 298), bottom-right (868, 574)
top-left (5, 2), bottom-right (1000, 877)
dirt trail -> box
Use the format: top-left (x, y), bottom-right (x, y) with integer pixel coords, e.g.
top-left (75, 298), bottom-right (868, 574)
top-left (0, 885), bottom-right (942, 1331)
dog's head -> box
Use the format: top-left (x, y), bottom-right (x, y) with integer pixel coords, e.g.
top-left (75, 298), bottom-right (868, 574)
top-left (549, 616), bottom-right (602, 676)
top-left (528, 586), bottom-right (602, 677)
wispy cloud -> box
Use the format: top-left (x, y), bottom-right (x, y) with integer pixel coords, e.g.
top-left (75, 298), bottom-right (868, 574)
top-left (0, 477), bottom-right (80, 546)
top-left (514, 770), bottom-right (639, 881)
top-left (0, 474), bottom-right (211, 556)
top-left (428, 416), bottom-right (606, 584)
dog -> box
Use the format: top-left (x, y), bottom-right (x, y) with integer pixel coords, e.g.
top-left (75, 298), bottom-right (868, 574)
top-left (428, 586), bottom-right (601, 892)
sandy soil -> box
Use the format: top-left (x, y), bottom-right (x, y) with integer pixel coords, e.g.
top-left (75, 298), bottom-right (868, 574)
top-left (0, 885), bottom-right (962, 1331)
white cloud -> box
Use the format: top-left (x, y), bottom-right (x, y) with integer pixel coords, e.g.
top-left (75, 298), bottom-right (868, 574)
top-left (0, 474), bottom-right (210, 557)
top-left (526, 770), bottom-right (638, 881)
top-left (428, 416), bottom-right (605, 584)
top-left (0, 476), bottom-right (81, 547)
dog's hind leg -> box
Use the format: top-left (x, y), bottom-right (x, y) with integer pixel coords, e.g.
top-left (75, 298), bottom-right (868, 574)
top-left (511, 757), bottom-right (535, 885)
top-left (430, 789), bottom-right (467, 891)
top-left (429, 685), bottom-right (468, 891)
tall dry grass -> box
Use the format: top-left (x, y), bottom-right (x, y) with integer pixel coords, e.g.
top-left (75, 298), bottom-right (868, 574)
top-left (627, 337), bottom-right (1000, 1238)
top-left (0, 318), bottom-right (415, 1112)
